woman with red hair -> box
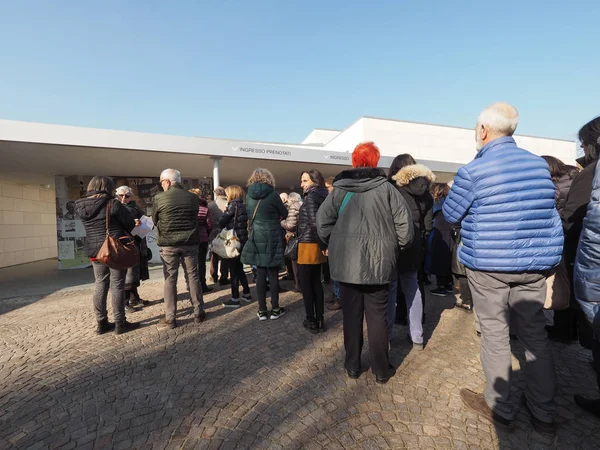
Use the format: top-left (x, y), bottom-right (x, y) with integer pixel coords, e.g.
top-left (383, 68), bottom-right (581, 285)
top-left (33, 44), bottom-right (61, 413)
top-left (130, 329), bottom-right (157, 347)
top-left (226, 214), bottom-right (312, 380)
top-left (316, 142), bottom-right (414, 384)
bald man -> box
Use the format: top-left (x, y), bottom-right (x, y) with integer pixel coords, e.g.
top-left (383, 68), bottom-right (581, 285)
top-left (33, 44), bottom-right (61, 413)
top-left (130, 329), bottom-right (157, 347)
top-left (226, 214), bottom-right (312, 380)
top-left (443, 103), bottom-right (562, 434)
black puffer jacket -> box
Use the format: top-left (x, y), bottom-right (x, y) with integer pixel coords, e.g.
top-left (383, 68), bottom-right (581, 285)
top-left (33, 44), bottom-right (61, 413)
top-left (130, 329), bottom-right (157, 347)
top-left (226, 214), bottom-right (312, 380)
top-left (392, 164), bottom-right (435, 272)
top-left (219, 199), bottom-right (249, 246)
top-left (297, 186), bottom-right (329, 248)
top-left (152, 184), bottom-right (200, 247)
top-left (75, 192), bottom-right (136, 258)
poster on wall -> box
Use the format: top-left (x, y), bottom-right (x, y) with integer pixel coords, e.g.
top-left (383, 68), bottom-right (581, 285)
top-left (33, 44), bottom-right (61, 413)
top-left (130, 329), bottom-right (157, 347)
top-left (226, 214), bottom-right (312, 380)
top-left (54, 175), bottom-right (203, 269)
top-left (55, 175), bottom-right (91, 269)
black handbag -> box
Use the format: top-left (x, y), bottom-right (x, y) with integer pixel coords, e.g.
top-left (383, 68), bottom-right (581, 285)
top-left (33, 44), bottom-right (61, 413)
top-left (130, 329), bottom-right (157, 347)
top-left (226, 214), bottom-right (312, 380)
top-left (284, 234), bottom-right (299, 260)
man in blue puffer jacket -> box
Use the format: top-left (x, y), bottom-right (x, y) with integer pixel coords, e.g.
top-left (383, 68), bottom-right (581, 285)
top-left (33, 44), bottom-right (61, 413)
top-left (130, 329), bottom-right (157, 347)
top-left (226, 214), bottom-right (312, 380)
top-left (443, 103), bottom-right (563, 433)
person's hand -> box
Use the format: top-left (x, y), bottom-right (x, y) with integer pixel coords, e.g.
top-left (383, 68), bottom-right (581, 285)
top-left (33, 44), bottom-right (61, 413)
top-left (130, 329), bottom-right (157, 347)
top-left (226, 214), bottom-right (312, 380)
top-left (134, 219), bottom-right (141, 226)
top-left (323, 249), bottom-right (329, 256)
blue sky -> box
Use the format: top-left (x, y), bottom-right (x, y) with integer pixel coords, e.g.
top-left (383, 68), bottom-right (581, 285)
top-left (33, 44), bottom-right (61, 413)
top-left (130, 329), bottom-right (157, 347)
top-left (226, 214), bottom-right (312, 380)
top-left (0, 1), bottom-right (598, 144)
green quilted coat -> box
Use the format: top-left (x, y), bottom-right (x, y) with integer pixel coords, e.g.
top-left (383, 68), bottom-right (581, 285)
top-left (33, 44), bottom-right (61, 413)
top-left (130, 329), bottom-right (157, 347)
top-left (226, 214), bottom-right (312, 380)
top-left (241, 183), bottom-right (288, 268)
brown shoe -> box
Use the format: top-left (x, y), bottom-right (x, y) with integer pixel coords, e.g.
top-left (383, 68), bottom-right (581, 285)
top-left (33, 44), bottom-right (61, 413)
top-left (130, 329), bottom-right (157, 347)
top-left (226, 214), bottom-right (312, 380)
top-left (460, 389), bottom-right (512, 429)
top-left (327, 299), bottom-right (341, 311)
top-left (325, 293), bottom-right (337, 304)
top-left (158, 317), bottom-right (177, 329)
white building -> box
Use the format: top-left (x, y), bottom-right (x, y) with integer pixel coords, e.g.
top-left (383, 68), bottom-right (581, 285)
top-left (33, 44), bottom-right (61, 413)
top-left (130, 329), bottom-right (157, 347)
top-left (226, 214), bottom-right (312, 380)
top-left (0, 117), bottom-right (576, 268)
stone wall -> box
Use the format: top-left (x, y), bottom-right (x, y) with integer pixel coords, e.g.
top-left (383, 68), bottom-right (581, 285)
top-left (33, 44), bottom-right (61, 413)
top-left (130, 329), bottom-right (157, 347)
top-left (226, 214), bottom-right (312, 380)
top-left (0, 179), bottom-right (57, 268)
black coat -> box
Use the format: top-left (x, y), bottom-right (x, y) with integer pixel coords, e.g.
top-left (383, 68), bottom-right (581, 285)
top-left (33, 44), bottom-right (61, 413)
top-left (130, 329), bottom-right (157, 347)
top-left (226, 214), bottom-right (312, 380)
top-left (562, 159), bottom-right (598, 265)
top-left (75, 192), bottom-right (136, 258)
top-left (297, 186), bottom-right (329, 248)
top-left (391, 164), bottom-right (435, 273)
top-left (124, 201), bottom-right (150, 282)
top-left (219, 199), bottom-right (249, 246)
top-left (152, 184), bottom-right (200, 247)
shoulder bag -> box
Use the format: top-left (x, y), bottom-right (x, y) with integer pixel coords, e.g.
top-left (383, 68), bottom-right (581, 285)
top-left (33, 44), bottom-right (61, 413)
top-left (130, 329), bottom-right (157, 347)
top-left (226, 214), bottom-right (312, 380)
top-left (212, 202), bottom-right (241, 259)
top-left (96, 201), bottom-right (140, 270)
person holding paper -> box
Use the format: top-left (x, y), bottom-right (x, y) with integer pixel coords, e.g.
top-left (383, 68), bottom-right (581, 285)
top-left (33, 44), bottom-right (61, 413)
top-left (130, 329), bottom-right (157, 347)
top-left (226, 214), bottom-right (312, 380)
top-left (116, 186), bottom-right (150, 309)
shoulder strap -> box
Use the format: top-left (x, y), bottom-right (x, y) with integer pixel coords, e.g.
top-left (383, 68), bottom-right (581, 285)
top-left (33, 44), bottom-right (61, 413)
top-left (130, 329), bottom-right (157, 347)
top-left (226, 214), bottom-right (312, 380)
top-left (251, 199), bottom-right (262, 226)
top-left (338, 192), bottom-right (355, 216)
top-left (105, 200), bottom-right (111, 236)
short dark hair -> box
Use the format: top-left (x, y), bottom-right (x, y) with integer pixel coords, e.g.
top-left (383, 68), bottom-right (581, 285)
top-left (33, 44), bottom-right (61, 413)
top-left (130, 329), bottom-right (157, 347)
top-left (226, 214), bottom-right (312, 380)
top-left (578, 116), bottom-right (600, 165)
top-left (87, 176), bottom-right (115, 195)
top-left (302, 169), bottom-right (325, 188)
top-left (388, 154), bottom-right (416, 180)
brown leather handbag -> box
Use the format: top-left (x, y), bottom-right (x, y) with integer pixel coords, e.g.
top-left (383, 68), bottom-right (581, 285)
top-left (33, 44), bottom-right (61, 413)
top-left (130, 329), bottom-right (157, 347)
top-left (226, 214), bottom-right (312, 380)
top-left (96, 201), bottom-right (140, 270)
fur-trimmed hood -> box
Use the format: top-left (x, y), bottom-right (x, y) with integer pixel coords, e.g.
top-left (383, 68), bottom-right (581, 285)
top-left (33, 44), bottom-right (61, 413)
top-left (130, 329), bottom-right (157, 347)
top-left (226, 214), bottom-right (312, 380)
top-left (333, 168), bottom-right (388, 193)
top-left (392, 164), bottom-right (436, 187)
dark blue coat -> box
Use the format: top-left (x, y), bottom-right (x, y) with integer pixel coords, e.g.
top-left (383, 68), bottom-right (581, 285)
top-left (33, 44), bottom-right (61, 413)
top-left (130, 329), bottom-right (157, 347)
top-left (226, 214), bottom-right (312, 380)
top-left (574, 161), bottom-right (600, 304)
top-left (443, 136), bottom-right (563, 272)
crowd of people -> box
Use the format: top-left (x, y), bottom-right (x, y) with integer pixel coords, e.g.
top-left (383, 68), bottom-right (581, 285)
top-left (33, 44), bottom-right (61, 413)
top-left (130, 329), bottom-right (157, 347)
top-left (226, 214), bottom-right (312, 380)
top-left (75, 103), bottom-right (600, 434)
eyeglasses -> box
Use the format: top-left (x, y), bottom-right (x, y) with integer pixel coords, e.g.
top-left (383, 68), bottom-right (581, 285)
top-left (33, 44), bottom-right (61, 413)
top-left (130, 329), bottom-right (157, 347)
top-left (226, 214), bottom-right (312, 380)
top-left (118, 194), bottom-right (132, 198)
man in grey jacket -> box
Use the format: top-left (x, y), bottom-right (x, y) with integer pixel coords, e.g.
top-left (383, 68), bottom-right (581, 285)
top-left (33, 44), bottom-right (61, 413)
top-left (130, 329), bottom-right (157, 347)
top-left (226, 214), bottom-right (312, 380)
top-left (208, 186), bottom-right (230, 285)
top-left (317, 141), bottom-right (413, 384)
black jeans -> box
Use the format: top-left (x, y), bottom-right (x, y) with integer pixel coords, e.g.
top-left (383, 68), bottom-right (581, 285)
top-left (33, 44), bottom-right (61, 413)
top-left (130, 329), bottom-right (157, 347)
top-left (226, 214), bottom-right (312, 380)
top-left (256, 266), bottom-right (280, 312)
top-left (339, 282), bottom-right (390, 377)
top-left (229, 257), bottom-right (250, 299)
top-left (198, 242), bottom-right (209, 285)
top-left (454, 275), bottom-right (472, 306)
top-left (436, 275), bottom-right (453, 288)
top-left (210, 253), bottom-right (230, 281)
top-left (298, 264), bottom-right (324, 319)
top-left (322, 261), bottom-right (331, 282)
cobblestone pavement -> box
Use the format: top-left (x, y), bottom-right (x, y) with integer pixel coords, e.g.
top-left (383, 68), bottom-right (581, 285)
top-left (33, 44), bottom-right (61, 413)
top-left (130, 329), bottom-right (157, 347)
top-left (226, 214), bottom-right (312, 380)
top-left (1, 274), bottom-right (599, 450)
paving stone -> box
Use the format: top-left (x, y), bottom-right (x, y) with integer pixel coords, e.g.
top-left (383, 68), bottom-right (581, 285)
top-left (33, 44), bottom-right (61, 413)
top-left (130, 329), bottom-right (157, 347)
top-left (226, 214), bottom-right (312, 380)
top-left (0, 281), bottom-right (598, 449)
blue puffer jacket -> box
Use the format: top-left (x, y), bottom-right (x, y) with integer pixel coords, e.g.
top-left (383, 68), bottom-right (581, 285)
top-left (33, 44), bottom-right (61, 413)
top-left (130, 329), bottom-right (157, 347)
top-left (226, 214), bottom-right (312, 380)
top-left (443, 136), bottom-right (563, 272)
top-left (574, 161), bottom-right (600, 304)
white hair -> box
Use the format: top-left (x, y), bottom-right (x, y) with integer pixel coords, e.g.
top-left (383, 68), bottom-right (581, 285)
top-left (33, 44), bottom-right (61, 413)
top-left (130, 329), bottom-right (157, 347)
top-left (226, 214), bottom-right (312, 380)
top-left (477, 103), bottom-right (519, 137)
top-left (115, 186), bottom-right (133, 196)
top-left (160, 168), bottom-right (181, 184)
top-left (288, 192), bottom-right (302, 202)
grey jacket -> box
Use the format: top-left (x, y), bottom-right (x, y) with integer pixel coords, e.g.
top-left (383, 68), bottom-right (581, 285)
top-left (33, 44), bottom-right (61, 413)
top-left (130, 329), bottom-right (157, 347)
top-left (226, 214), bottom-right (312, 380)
top-left (317, 168), bottom-right (414, 285)
top-left (208, 195), bottom-right (228, 241)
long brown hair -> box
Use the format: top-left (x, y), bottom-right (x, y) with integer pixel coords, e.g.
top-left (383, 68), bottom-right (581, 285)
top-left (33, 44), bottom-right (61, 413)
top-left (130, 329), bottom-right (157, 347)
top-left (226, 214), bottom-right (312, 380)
top-left (430, 182), bottom-right (450, 201)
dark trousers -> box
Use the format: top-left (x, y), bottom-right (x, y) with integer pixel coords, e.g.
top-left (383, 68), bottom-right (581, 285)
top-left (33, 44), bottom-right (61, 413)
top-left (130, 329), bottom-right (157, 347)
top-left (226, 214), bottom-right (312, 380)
top-left (229, 257), bottom-right (250, 299)
top-left (298, 264), bottom-right (324, 319)
top-left (322, 261), bottom-right (331, 282)
top-left (210, 253), bottom-right (230, 281)
top-left (92, 261), bottom-right (126, 322)
top-left (340, 282), bottom-right (390, 377)
top-left (257, 267), bottom-right (280, 311)
top-left (454, 274), bottom-right (473, 306)
top-left (436, 275), bottom-right (453, 288)
top-left (198, 242), bottom-right (209, 285)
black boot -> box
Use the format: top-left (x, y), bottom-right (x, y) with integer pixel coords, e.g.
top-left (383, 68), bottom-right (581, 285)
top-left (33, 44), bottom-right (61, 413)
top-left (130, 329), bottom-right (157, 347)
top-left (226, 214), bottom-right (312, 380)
top-left (574, 395), bottom-right (600, 418)
top-left (201, 282), bottom-right (213, 293)
top-left (303, 317), bottom-right (318, 334)
top-left (96, 318), bottom-right (115, 335)
top-left (115, 320), bottom-right (140, 335)
top-left (316, 316), bottom-right (326, 332)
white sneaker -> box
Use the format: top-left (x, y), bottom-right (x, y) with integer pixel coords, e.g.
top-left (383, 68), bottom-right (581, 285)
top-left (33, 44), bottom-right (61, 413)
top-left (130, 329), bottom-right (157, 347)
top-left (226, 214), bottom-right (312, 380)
top-left (222, 299), bottom-right (241, 308)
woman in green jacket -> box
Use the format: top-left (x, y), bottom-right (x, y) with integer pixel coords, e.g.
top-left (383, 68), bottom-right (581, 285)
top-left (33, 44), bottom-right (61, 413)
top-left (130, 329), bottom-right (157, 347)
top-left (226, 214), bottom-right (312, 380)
top-left (241, 168), bottom-right (289, 321)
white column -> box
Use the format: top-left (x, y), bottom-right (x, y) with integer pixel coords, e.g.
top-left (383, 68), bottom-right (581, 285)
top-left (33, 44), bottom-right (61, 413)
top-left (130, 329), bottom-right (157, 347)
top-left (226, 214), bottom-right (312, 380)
top-left (212, 157), bottom-right (221, 189)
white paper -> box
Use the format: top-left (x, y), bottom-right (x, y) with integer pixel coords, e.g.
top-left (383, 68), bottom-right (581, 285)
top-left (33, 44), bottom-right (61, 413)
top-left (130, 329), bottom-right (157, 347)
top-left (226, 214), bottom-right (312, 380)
top-left (58, 241), bottom-right (75, 260)
top-left (132, 215), bottom-right (154, 238)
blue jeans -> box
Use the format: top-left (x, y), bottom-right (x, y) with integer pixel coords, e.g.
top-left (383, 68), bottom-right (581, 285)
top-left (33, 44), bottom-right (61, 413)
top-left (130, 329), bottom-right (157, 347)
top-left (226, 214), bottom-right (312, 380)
top-left (333, 280), bottom-right (340, 299)
top-left (387, 272), bottom-right (423, 344)
top-left (577, 299), bottom-right (600, 390)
